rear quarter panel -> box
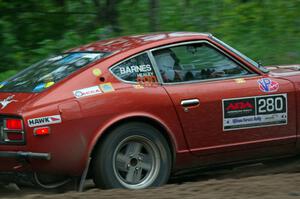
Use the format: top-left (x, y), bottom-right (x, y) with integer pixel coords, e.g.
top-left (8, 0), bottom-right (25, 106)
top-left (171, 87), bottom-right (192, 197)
top-left (18, 60), bottom-right (188, 175)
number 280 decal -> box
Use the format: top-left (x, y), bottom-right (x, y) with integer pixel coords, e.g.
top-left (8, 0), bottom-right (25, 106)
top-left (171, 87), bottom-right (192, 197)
top-left (257, 95), bottom-right (285, 114)
top-left (223, 94), bottom-right (287, 131)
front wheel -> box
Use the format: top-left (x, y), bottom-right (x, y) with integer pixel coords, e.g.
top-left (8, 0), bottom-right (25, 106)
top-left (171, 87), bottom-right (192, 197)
top-left (93, 122), bottom-right (172, 189)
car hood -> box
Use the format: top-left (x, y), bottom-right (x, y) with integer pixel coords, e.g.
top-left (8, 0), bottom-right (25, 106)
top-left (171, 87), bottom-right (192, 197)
top-left (265, 64), bottom-right (300, 77)
top-left (0, 93), bottom-right (36, 115)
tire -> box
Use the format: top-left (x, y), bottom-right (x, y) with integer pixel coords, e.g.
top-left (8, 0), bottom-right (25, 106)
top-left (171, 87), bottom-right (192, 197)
top-left (16, 173), bottom-right (71, 191)
top-left (92, 122), bottom-right (172, 189)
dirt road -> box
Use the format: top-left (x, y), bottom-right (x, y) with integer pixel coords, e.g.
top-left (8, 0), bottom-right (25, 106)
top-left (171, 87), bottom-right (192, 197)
top-left (1, 157), bottom-right (300, 199)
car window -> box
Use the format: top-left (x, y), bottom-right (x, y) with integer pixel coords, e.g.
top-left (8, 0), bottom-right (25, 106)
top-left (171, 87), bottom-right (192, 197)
top-left (152, 43), bottom-right (252, 83)
top-left (0, 52), bottom-right (109, 93)
top-left (111, 53), bottom-right (157, 83)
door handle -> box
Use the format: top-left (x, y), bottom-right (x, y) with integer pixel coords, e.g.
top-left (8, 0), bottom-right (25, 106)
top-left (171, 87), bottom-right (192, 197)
top-left (181, 99), bottom-right (200, 107)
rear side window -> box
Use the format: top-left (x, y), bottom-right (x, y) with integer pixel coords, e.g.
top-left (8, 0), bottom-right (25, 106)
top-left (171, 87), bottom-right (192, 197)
top-left (110, 53), bottom-right (157, 83)
top-left (0, 52), bottom-right (109, 93)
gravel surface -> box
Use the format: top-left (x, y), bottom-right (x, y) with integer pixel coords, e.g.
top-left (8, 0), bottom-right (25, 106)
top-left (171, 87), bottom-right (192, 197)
top-left (1, 157), bottom-right (300, 199)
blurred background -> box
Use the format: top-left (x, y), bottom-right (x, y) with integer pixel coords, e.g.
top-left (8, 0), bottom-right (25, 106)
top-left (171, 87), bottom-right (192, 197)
top-left (0, 0), bottom-right (299, 81)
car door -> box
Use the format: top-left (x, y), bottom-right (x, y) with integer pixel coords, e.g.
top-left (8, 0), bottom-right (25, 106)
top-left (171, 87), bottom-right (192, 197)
top-left (150, 41), bottom-right (297, 161)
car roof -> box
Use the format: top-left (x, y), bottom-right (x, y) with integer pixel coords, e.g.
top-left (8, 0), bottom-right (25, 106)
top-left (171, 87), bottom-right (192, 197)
top-left (68, 32), bottom-right (211, 54)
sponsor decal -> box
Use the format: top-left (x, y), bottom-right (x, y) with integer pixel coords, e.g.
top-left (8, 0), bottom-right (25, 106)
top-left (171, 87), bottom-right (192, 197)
top-left (92, 68), bottom-right (102, 77)
top-left (223, 94), bottom-right (287, 131)
top-left (33, 83), bottom-right (46, 92)
top-left (226, 101), bottom-right (254, 110)
top-left (224, 98), bottom-right (255, 119)
top-left (136, 71), bottom-right (155, 77)
top-left (100, 82), bottom-right (115, 93)
top-left (45, 81), bottom-right (55, 88)
top-left (33, 82), bottom-right (55, 92)
top-left (258, 78), bottom-right (279, 92)
top-left (0, 95), bottom-right (17, 110)
top-left (119, 64), bottom-right (152, 75)
top-left (137, 75), bottom-right (158, 87)
top-left (133, 84), bottom-right (144, 89)
top-left (28, 115), bottom-right (62, 127)
top-left (73, 86), bottom-right (102, 98)
top-left (235, 78), bottom-right (246, 84)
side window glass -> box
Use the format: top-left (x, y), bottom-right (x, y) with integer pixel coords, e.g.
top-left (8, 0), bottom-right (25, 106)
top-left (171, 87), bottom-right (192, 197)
top-left (152, 43), bottom-right (252, 83)
top-left (111, 53), bottom-right (157, 84)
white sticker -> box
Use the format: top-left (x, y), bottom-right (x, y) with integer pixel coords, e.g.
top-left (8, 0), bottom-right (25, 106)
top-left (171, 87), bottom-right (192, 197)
top-left (73, 86), bottom-right (102, 98)
top-left (28, 115), bottom-right (62, 127)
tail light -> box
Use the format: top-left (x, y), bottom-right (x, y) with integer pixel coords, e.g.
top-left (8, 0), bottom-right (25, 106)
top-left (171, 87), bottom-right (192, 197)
top-left (6, 132), bottom-right (23, 140)
top-left (34, 127), bottom-right (50, 136)
top-left (2, 118), bottom-right (25, 143)
top-left (5, 119), bottom-right (23, 130)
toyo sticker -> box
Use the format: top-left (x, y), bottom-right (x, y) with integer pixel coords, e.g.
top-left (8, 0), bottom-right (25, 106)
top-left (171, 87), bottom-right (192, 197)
top-left (92, 68), bottom-right (102, 77)
top-left (28, 115), bottom-right (62, 127)
top-left (100, 83), bottom-right (114, 93)
top-left (258, 78), bottom-right (279, 92)
top-left (73, 86), bottom-right (102, 98)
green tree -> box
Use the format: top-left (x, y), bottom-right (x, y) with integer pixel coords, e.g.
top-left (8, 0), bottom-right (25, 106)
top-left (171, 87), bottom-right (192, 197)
top-left (0, 0), bottom-right (299, 81)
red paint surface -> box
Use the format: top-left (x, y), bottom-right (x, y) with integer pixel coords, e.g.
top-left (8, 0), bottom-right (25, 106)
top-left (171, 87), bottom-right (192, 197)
top-left (0, 32), bottom-right (299, 176)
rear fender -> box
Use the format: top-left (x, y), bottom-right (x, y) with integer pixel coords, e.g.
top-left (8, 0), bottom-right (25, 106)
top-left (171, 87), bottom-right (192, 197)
top-left (87, 112), bottom-right (179, 163)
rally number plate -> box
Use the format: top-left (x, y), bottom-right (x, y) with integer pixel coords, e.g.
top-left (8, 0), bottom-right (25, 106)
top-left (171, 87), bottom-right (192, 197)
top-left (223, 94), bottom-right (287, 131)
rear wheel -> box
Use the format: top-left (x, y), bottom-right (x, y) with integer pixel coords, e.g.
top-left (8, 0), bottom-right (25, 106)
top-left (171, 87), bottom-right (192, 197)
top-left (93, 122), bottom-right (172, 189)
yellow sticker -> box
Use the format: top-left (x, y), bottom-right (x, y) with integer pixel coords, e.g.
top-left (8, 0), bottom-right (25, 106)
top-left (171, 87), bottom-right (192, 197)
top-left (133, 84), bottom-right (144, 89)
top-left (235, 78), bottom-right (246, 84)
top-left (45, 81), bottom-right (55, 88)
top-left (92, 68), bottom-right (102, 77)
top-left (99, 82), bottom-right (115, 93)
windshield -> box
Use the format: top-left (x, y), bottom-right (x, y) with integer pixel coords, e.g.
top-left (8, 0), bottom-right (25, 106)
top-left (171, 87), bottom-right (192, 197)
top-left (212, 36), bottom-right (269, 73)
top-left (0, 52), bottom-right (109, 93)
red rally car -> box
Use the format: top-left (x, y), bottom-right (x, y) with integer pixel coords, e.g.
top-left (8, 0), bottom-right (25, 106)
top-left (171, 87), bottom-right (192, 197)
top-left (0, 32), bottom-right (300, 190)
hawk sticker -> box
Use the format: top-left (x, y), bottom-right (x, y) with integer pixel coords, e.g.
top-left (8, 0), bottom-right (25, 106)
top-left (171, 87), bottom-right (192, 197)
top-left (28, 115), bottom-right (62, 127)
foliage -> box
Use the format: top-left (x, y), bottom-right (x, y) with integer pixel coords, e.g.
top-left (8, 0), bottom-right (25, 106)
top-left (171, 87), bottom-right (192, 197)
top-left (0, 0), bottom-right (299, 81)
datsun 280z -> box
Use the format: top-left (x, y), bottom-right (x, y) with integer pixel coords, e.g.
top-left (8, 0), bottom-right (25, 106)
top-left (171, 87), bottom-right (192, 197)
top-left (0, 32), bottom-right (300, 190)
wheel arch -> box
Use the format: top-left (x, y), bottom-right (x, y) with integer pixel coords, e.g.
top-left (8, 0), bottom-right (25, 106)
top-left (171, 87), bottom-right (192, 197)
top-left (89, 116), bottom-right (177, 167)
